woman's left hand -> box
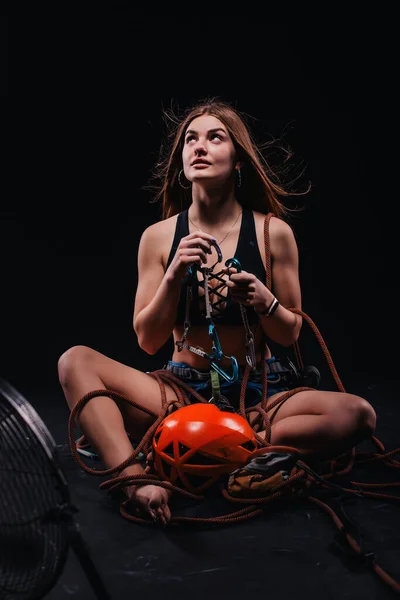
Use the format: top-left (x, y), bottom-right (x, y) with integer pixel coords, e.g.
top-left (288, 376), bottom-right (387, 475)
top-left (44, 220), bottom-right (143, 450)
top-left (222, 267), bottom-right (270, 311)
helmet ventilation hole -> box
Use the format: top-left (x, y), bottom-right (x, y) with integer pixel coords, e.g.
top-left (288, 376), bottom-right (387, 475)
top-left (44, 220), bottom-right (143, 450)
top-left (162, 442), bottom-right (174, 458)
top-left (178, 442), bottom-right (190, 457)
top-left (186, 452), bottom-right (221, 466)
top-left (240, 440), bottom-right (257, 451)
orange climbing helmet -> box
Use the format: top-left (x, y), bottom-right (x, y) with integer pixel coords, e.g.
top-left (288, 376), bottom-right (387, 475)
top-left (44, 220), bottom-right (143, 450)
top-left (152, 402), bottom-right (258, 494)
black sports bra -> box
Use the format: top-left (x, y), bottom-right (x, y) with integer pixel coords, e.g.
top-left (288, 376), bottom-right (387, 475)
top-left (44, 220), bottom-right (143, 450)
top-left (166, 208), bottom-right (267, 326)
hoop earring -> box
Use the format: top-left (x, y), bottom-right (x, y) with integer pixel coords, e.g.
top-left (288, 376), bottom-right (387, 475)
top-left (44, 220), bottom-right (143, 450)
top-left (236, 168), bottom-right (242, 188)
top-left (178, 169), bottom-right (191, 190)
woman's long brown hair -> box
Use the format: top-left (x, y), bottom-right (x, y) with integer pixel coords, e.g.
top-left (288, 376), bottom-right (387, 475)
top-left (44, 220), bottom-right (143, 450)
top-left (147, 97), bottom-right (309, 221)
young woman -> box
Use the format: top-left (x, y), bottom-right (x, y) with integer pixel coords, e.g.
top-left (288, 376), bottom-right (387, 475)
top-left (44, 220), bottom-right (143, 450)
top-left (58, 98), bottom-right (376, 526)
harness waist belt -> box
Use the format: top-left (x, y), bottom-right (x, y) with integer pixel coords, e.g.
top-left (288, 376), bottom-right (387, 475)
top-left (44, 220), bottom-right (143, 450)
top-left (165, 361), bottom-right (291, 381)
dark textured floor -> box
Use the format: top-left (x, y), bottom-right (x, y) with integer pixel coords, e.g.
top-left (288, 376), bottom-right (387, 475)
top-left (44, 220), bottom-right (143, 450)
top-left (10, 373), bottom-right (400, 600)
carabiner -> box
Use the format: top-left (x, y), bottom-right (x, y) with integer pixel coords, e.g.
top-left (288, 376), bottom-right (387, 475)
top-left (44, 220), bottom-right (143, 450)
top-left (211, 239), bottom-right (223, 263)
top-left (210, 355), bottom-right (239, 383)
top-left (188, 239), bottom-right (223, 278)
top-left (208, 321), bottom-right (223, 361)
top-left (245, 333), bottom-right (257, 370)
top-left (225, 257), bottom-right (242, 272)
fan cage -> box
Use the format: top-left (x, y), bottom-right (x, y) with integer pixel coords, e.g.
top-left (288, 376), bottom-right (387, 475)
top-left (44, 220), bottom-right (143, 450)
top-left (0, 382), bottom-right (70, 600)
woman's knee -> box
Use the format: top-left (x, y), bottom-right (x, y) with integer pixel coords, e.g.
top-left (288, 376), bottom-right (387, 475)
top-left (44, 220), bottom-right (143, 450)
top-left (57, 345), bottom-right (96, 386)
top-left (343, 394), bottom-right (377, 436)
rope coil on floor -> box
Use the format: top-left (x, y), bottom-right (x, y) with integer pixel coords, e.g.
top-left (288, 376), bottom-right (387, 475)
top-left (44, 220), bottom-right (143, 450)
top-left (67, 311), bottom-right (400, 594)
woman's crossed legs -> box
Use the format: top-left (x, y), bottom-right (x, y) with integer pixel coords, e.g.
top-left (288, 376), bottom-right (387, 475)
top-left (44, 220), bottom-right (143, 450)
top-left (58, 345), bottom-right (376, 524)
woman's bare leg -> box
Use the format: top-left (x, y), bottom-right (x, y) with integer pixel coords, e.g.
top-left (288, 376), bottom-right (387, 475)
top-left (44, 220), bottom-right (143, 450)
top-left (249, 390), bottom-right (377, 460)
top-left (58, 345), bottom-right (178, 525)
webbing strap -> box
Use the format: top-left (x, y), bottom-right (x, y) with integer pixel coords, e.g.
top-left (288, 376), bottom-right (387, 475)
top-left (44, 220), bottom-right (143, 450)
top-left (210, 368), bottom-right (220, 402)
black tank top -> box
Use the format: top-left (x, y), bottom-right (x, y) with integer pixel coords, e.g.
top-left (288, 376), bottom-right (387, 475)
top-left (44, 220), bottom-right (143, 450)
top-left (166, 208), bottom-right (267, 326)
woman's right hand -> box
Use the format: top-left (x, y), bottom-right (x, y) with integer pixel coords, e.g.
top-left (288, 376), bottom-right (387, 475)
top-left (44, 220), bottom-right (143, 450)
top-left (166, 231), bottom-right (216, 281)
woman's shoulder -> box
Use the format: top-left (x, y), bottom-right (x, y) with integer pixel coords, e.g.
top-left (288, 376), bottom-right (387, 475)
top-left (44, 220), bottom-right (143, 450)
top-left (140, 213), bottom-right (179, 242)
top-left (139, 214), bottom-right (180, 267)
top-left (252, 211), bottom-right (297, 260)
top-left (253, 211), bottom-right (294, 237)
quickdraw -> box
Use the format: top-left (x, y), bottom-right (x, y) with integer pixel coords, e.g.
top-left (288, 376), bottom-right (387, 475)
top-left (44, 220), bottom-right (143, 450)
top-left (225, 257), bottom-right (257, 371)
top-left (175, 240), bottom-right (257, 406)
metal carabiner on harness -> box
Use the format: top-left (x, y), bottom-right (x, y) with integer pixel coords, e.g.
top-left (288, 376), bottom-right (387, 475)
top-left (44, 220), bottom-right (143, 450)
top-left (225, 257), bottom-right (257, 370)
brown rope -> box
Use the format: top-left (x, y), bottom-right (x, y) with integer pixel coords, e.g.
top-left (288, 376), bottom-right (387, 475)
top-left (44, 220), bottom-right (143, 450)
top-left (308, 495), bottom-right (400, 595)
top-left (67, 212), bottom-right (400, 593)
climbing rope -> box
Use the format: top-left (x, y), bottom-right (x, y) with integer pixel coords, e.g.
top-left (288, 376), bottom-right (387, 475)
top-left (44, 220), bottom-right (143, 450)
top-left (67, 212), bottom-right (400, 594)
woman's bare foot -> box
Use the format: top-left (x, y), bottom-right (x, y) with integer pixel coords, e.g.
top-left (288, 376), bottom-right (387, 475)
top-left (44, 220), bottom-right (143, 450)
top-left (119, 452), bottom-right (172, 525)
top-left (129, 484), bottom-right (172, 526)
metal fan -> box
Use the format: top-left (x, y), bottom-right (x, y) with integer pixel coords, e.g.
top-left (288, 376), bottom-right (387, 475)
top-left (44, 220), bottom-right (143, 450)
top-left (0, 378), bottom-right (110, 600)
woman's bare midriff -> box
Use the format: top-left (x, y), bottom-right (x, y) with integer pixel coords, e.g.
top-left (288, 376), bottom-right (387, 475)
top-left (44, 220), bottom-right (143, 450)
top-left (171, 323), bottom-right (272, 369)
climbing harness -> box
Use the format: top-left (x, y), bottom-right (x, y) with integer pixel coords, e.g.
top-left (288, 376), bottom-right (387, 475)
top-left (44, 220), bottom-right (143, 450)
top-left (69, 212), bottom-right (400, 595)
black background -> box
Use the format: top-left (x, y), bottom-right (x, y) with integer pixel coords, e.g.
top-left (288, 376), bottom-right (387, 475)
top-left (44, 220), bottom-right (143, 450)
top-left (2, 17), bottom-right (400, 599)
top-left (1, 15), bottom-right (397, 394)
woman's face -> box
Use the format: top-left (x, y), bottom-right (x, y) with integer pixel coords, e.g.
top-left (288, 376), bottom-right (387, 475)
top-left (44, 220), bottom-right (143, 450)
top-left (181, 115), bottom-right (239, 186)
